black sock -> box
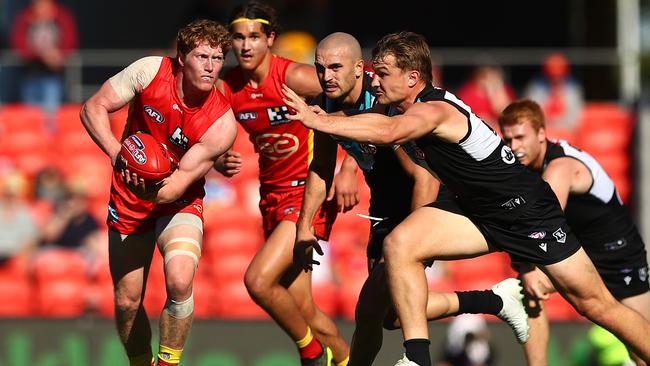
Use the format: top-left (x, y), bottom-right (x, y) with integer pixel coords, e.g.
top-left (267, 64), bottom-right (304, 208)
top-left (456, 290), bottom-right (503, 315)
top-left (404, 338), bottom-right (431, 366)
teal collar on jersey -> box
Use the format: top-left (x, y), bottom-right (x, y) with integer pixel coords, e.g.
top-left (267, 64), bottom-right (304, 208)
top-left (324, 72), bottom-right (376, 113)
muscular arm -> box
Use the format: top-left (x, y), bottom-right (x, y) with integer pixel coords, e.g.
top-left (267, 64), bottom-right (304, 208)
top-left (80, 56), bottom-right (162, 165)
top-left (296, 130), bottom-right (338, 234)
top-left (156, 109), bottom-right (238, 203)
top-left (394, 147), bottom-right (439, 210)
top-left (285, 62), bottom-right (322, 99)
top-left (80, 80), bottom-right (128, 165)
top-left (283, 85), bottom-right (444, 145)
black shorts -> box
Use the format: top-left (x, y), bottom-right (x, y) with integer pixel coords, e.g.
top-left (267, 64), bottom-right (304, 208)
top-left (367, 217), bottom-right (403, 260)
top-left (428, 192), bottom-right (582, 266)
top-left (584, 230), bottom-right (649, 299)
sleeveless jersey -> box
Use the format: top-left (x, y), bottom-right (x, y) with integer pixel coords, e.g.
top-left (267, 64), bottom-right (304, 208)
top-left (222, 55), bottom-right (312, 190)
top-left (108, 57), bottom-right (231, 232)
top-left (401, 84), bottom-right (551, 224)
top-left (313, 72), bottom-right (414, 219)
top-left (543, 140), bottom-right (637, 245)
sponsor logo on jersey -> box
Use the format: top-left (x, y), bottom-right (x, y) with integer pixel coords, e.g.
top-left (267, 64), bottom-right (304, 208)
top-left (624, 276), bottom-right (632, 285)
top-left (538, 242), bottom-right (547, 252)
top-left (639, 267), bottom-right (648, 282)
top-left (250, 92), bottom-right (264, 99)
top-left (501, 196), bottom-right (526, 210)
top-left (169, 126), bottom-right (189, 150)
top-left (501, 145), bottom-right (516, 164)
top-left (124, 137), bottom-right (147, 164)
top-left (528, 231), bottom-right (546, 239)
top-left (172, 103), bottom-right (183, 114)
top-left (553, 228), bottom-right (567, 243)
top-left (144, 105), bottom-right (165, 123)
top-left (254, 133), bottom-right (299, 160)
top-left (267, 106), bottom-right (291, 126)
top-left (283, 206), bottom-right (296, 215)
top-left (193, 204), bottom-right (203, 214)
top-left (237, 111), bottom-right (258, 122)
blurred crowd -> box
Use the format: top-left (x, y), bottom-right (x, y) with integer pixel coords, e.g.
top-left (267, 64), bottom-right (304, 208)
top-left (0, 2), bottom-right (639, 365)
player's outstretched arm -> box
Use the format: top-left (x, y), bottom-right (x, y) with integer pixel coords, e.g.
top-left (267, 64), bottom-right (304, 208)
top-left (156, 109), bottom-right (238, 203)
top-left (282, 84), bottom-right (439, 145)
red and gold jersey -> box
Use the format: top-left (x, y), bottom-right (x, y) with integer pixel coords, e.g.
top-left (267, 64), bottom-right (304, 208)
top-left (222, 55), bottom-right (313, 190)
top-left (108, 56), bottom-right (231, 234)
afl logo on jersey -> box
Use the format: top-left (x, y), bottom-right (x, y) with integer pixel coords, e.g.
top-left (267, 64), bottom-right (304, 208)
top-left (144, 106), bottom-right (165, 124)
top-left (237, 111), bottom-right (257, 122)
top-left (255, 133), bottom-right (299, 161)
top-left (501, 145), bottom-right (515, 164)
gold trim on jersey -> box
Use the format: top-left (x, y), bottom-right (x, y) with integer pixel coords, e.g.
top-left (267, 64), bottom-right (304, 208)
top-left (307, 128), bottom-right (314, 166)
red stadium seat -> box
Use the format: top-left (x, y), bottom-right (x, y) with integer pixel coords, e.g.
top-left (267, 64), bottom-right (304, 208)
top-left (207, 252), bottom-right (252, 285)
top-left (36, 279), bottom-right (89, 317)
top-left (54, 104), bottom-right (84, 133)
top-left (32, 249), bottom-right (89, 283)
top-left (212, 280), bottom-right (269, 320)
top-left (0, 104), bottom-right (47, 134)
top-left (447, 252), bottom-right (511, 291)
top-left (203, 227), bottom-right (263, 259)
top-left (0, 274), bottom-right (34, 317)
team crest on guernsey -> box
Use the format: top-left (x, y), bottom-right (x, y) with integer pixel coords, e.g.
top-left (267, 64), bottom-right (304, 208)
top-left (144, 105), bottom-right (165, 124)
top-left (553, 228), bottom-right (567, 243)
top-left (266, 106), bottom-right (291, 126)
top-left (501, 145), bottom-right (515, 164)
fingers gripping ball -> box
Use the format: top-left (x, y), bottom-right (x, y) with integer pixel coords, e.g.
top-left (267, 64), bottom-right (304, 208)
top-left (118, 133), bottom-right (178, 183)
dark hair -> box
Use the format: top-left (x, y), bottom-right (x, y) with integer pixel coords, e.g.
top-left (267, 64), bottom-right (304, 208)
top-left (498, 99), bottom-right (546, 132)
top-left (372, 31), bottom-right (432, 83)
top-left (177, 19), bottom-right (231, 57)
top-left (228, 1), bottom-right (279, 37)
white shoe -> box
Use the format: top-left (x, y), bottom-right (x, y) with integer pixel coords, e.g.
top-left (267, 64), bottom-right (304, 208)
top-left (394, 354), bottom-right (420, 366)
top-left (492, 278), bottom-right (529, 343)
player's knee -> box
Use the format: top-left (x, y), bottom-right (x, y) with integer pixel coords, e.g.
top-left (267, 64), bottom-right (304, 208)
top-left (383, 231), bottom-right (408, 263)
top-left (114, 290), bottom-right (142, 314)
top-left (165, 273), bottom-right (193, 299)
top-left (163, 293), bottom-right (194, 319)
top-left (244, 270), bottom-right (271, 300)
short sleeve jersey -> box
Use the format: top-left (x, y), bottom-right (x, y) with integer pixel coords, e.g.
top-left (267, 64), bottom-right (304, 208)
top-left (222, 55), bottom-right (313, 190)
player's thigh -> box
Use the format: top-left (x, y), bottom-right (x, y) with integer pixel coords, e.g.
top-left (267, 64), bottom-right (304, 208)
top-left (155, 213), bottom-right (203, 270)
top-left (621, 291), bottom-right (650, 320)
top-left (248, 220), bottom-right (297, 282)
top-left (108, 229), bottom-right (156, 292)
top-left (540, 248), bottom-right (613, 307)
top-left (386, 206), bottom-right (490, 262)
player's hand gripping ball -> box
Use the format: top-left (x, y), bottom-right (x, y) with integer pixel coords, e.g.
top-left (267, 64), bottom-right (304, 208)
top-left (117, 133), bottom-right (178, 195)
